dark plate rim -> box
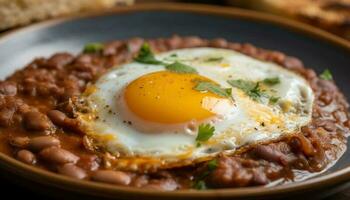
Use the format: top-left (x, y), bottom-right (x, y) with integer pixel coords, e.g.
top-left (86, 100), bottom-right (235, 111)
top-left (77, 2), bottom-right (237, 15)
top-left (0, 3), bottom-right (350, 199)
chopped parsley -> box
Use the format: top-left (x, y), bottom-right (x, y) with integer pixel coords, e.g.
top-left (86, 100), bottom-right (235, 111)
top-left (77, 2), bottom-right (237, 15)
top-left (193, 159), bottom-right (218, 190)
top-left (193, 180), bottom-right (207, 190)
top-left (207, 159), bottom-right (218, 171)
top-left (205, 57), bottom-right (223, 62)
top-left (83, 42), bottom-right (104, 53)
top-left (165, 61), bottom-right (198, 74)
top-left (320, 69), bottom-right (333, 80)
top-left (193, 81), bottom-right (232, 98)
top-left (263, 77), bottom-right (280, 85)
top-left (269, 96), bottom-right (280, 104)
top-left (248, 82), bottom-right (264, 101)
top-left (196, 124), bottom-right (215, 142)
top-left (134, 43), bottom-right (164, 65)
top-left (227, 79), bottom-right (264, 101)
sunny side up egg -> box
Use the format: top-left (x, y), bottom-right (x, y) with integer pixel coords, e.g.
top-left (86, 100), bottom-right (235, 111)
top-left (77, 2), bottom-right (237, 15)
top-left (76, 47), bottom-right (314, 172)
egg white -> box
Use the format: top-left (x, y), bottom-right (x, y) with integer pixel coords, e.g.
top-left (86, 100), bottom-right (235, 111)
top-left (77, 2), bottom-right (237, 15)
top-left (77, 48), bottom-right (314, 171)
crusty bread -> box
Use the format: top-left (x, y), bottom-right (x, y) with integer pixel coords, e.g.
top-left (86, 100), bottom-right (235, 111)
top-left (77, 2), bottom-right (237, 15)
top-left (226, 0), bottom-right (350, 40)
top-left (0, 0), bottom-right (134, 30)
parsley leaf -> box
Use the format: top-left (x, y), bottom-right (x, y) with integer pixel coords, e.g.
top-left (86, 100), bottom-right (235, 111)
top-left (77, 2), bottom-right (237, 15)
top-left (193, 81), bottom-right (232, 98)
top-left (269, 96), bottom-right (280, 104)
top-left (196, 124), bottom-right (215, 142)
top-left (134, 43), bottom-right (164, 65)
top-left (207, 159), bottom-right (218, 171)
top-left (227, 79), bottom-right (256, 91)
top-left (249, 82), bottom-right (264, 101)
top-left (83, 42), bottom-right (104, 53)
top-left (263, 77), bottom-right (280, 85)
top-left (227, 79), bottom-right (263, 101)
top-left (320, 69), bottom-right (333, 80)
top-left (192, 159), bottom-right (218, 190)
top-left (193, 180), bottom-right (207, 190)
top-left (205, 57), bottom-right (223, 62)
top-left (165, 61), bottom-right (198, 74)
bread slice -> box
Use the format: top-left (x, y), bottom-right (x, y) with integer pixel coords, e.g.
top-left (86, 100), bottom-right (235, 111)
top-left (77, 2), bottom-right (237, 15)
top-left (0, 0), bottom-right (134, 30)
top-left (226, 0), bottom-right (350, 39)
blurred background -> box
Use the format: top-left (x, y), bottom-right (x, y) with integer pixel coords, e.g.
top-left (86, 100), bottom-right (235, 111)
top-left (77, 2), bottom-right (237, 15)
top-left (0, 0), bottom-right (349, 40)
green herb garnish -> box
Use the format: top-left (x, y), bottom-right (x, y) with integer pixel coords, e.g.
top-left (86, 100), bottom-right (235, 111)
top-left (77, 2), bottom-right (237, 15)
top-left (263, 77), bottom-right (280, 85)
top-left (269, 96), bottom-right (280, 104)
top-left (194, 81), bottom-right (232, 98)
top-left (193, 159), bottom-right (218, 190)
top-left (134, 43), bottom-right (164, 65)
top-left (227, 79), bottom-right (264, 101)
top-left (165, 61), bottom-right (198, 74)
top-left (205, 57), bottom-right (223, 62)
top-left (193, 180), bottom-right (207, 190)
top-left (196, 124), bottom-right (215, 142)
top-left (320, 69), bottom-right (333, 80)
top-left (207, 159), bottom-right (218, 171)
top-left (249, 82), bottom-right (264, 101)
top-left (83, 42), bottom-right (104, 53)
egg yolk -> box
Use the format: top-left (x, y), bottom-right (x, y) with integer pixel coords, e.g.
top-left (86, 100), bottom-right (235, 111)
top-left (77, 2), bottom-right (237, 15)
top-left (123, 71), bottom-right (224, 124)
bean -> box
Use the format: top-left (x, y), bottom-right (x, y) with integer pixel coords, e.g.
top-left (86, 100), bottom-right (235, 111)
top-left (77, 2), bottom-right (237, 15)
top-left (318, 79), bottom-right (337, 92)
top-left (17, 150), bottom-right (36, 165)
top-left (303, 69), bottom-right (317, 80)
top-left (166, 35), bottom-right (182, 49)
top-left (92, 170), bottom-right (131, 185)
top-left (209, 38), bottom-right (228, 48)
top-left (143, 179), bottom-right (178, 191)
top-left (23, 111), bottom-right (52, 132)
top-left (132, 175), bottom-right (149, 187)
top-left (9, 136), bottom-right (30, 148)
top-left (241, 43), bottom-right (257, 55)
top-left (314, 119), bottom-right (336, 132)
top-left (210, 157), bottom-right (254, 187)
top-left (252, 168), bottom-right (268, 185)
top-left (47, 110), bottom-right (83, 134)
top-left (344, 120), bottom-right (350, 128)
top-left (45, 53), bottom-right (74, 69)
top-left (39, 147), bottom-right (79, 164)
top-left (0, 82), bottom-right (17, 96)
top-left (283, 56), bottom-right (304, 71)
top-left (319, 91), bottom-right (333, 105)
top-left (47, 110), bottom-right (66, 126)
top-left (0, 108), bottom-right (15, 127)
top-left (266, 51), bottom-right (285, 64)
top-left (333, 111), bottom-right (348, 123)
top-left (58, 164), bottom-right (87, 179)
top-left (253, 145), bottom-right (288, 165)
top-left (126, 38), bottom-right (144, 53)
top-left (28, 136), bottom-right (60, 151)
top-left (228, 42), bottom-right (241, 50)
top-left (103, 41), bottom-right (123, 55)
top-left (77, 154), bottom-right (100, 171)
top-left (182, 36), bottom-right (204, 47)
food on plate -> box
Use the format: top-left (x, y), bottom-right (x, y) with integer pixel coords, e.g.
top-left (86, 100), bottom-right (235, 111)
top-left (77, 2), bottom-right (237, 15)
top-left (0, 36), bottom-right (348, 190)
top-left (226, 0), bottom-right (350, 40)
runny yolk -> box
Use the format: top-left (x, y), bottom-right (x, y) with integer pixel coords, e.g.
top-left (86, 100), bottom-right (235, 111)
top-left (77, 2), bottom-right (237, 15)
top-left (123, 71), bottom-right (223, 124)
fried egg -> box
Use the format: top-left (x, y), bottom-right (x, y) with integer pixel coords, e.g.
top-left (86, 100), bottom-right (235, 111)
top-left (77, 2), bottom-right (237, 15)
top-left (77, 47), bottom-right (314, 172)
